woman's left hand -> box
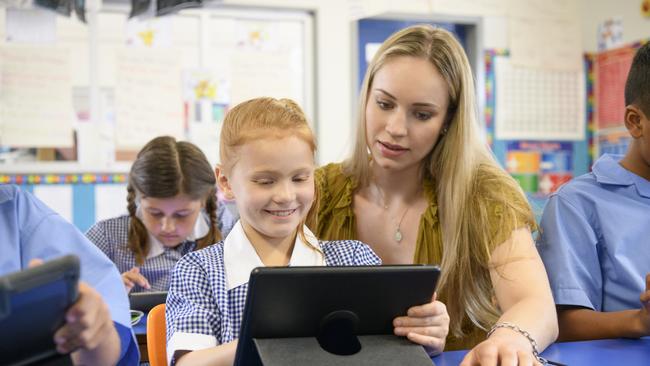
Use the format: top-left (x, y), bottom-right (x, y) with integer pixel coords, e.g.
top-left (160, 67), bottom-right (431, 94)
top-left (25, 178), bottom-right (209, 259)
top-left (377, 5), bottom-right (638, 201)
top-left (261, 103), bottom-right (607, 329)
top-left (393, 293), bottom-right (449, 355)
top-left (460, 328), bottom-right (542, 366)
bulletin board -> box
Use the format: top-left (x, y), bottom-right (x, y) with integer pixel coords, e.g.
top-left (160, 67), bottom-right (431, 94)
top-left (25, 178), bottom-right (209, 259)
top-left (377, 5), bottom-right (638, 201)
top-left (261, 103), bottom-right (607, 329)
top-left (593, 40), bottom-right (648, 158)
top-left (486, 49), bottom-right (592, 201)
top-left (0, 5), bottom-right (314, 231)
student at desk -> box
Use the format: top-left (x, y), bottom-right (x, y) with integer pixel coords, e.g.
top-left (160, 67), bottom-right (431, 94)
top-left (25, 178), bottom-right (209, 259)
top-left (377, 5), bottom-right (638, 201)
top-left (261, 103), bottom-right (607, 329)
top-left (86, 136), bottom-right (236, 293)
top-left (312, 25), bottom-right (558, 364)
top-left (165, 97), bottom-right (448, 366)
top-left (537, 42), bottom-right (650, 341)
top-left (0, 184), bottom-right (138, 365)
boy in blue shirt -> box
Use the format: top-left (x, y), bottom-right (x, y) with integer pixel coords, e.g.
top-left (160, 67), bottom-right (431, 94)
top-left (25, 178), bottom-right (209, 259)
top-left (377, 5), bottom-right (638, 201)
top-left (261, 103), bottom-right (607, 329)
top-left (0, 185), bottom-right (139, 365)
top-left (537, 42), bottom-right (650, 340)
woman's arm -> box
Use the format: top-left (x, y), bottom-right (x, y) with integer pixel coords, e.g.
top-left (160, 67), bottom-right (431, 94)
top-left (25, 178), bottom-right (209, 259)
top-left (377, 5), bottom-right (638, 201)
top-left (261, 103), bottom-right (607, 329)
top-left (461, 228), bottom-right (558, 365)
top-left (175, 340), bottom-right (238, 366)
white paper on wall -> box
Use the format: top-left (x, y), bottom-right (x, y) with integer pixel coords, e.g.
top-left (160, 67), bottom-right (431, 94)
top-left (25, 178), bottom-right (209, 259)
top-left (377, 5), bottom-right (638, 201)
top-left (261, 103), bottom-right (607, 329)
top-left (94, 184), bottom-right (128, 222)
top-left (33, 185), bottom-right (73, 223)
top-left (432, 0), bottom-right (507, 17)
top-left (508, 17), bottom-right (582, 71)
top-left (494, 56), bottom-right (585, 140)
top-left (0, 45), bottom-right (75, 147)
top-left (5, 8), bottom-right (56, 43)
top-left (114, 48), bottom-right (184, 149)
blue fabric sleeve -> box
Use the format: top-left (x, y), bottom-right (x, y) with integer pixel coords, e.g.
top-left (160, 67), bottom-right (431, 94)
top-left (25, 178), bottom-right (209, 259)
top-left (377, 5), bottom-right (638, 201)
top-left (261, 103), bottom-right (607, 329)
top-left (115, 322), bottom-right (140, 366)
top-left (537, 193), bottom-right (602, 310)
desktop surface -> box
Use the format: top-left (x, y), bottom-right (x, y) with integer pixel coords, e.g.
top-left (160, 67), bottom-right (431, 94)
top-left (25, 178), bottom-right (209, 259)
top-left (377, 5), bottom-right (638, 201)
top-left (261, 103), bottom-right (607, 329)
top-left (431, 337), bottom-right (650, 366)
top-left (133, 316), bottom-right (649, 366)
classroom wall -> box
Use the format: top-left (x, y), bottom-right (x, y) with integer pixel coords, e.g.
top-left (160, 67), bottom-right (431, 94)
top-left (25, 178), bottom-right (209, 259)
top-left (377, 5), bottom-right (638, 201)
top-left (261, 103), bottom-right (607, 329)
top-left (581, 0), bottom-right (650, 52)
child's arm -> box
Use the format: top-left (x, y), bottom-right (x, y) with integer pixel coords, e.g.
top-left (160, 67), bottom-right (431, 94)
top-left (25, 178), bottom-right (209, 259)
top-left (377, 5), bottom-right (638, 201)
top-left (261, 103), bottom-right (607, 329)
top-left (175, 340), bottom-right (238, 366)
top-left (63, 283), bottom-right (122, 366)
top-left (461, 228), bottom-right (558, 365)
top-left (556, 273), bottom-right (650, 341)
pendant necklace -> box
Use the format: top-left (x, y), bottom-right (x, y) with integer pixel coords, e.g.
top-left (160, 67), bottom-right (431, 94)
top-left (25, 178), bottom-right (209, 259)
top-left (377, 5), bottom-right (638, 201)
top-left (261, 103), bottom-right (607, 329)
top-left (393, 206), bottom-right (411, 243)
top-left (375, 185), bottom-right (414, 244)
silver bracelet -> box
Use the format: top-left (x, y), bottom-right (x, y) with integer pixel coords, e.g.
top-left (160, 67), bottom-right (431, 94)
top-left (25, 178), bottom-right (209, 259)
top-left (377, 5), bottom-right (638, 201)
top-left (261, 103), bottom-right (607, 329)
top-left (487, 322), bottom-right (548, 365)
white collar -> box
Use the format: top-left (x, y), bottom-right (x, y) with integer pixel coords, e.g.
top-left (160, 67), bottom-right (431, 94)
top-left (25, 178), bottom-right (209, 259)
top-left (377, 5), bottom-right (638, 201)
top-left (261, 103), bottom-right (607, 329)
top-left (223, 220), bottom-right (325, 290)
top-left (137, 210), bottom-right (211, 260)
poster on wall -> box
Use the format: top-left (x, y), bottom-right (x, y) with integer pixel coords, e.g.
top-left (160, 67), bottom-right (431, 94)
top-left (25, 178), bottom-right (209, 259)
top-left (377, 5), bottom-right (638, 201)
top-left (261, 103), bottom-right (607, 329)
top-left (506, 141), bottom-right (573, 196)
top-left (597, 129), bottom-right (630, 157)
top-left (596, 46), bottom-right (636, 129)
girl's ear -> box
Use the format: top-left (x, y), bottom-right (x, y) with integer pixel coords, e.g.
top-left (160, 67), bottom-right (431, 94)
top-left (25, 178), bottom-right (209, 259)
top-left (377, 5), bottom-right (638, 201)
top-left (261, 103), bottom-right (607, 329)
top-left (215, 165), bottom-right (235, 200)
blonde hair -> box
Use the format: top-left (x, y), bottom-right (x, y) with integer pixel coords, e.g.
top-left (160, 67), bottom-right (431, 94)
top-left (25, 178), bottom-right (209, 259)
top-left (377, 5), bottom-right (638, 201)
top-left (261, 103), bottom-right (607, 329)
top-left (344, 25), bottom-right (535, 337)
top-left (127, 136), bottom-right (221, 265)
top-left (219, 97), bottom-right (320, 246)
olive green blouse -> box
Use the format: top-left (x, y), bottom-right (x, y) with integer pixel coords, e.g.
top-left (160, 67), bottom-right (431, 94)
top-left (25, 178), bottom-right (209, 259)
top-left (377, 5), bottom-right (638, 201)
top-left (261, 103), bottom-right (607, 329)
top-left (314, 162), bottom-right (536, 350)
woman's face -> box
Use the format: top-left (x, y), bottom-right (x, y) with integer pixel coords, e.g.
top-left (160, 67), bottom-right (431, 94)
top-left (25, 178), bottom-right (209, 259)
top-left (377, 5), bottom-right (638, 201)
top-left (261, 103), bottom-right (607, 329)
top-left (365, 56), bottom-right (450, 173)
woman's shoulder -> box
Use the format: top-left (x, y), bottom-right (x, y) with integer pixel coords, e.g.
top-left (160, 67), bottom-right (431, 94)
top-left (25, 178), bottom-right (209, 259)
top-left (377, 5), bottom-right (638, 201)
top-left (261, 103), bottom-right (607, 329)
top-left (320, 240), bottom-right (382, 266)
top-left (315, 162), bottom-right (356, 211)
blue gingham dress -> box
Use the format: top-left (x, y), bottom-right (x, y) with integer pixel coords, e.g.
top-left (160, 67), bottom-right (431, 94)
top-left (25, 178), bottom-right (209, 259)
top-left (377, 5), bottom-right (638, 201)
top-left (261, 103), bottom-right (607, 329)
top-left (165, 239), bottom-right (381, 363)
top-left (85, 203), bottom-right (237, 293)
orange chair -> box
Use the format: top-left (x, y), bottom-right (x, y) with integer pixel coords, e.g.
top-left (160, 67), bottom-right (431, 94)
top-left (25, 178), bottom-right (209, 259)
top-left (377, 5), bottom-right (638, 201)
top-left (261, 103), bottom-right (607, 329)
top-left (147, 303), bottom-right (167, 366)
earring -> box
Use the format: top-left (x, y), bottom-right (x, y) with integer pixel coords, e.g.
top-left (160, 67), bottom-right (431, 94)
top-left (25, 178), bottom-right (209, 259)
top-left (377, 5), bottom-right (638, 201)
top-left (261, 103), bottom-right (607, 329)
top-left (441, 127), bottom-right (449, 135)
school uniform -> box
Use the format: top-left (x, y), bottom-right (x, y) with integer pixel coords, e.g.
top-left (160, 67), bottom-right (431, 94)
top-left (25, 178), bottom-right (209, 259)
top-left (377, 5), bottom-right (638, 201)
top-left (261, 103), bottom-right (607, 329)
top-left (0, 185), bottom-right (139, 365)
top-left (165, 221), bottom-right (381, 365)
top-left (86, 203), bottom-right (236, 293)
top-left (537, 154), bottom-right (650, 312)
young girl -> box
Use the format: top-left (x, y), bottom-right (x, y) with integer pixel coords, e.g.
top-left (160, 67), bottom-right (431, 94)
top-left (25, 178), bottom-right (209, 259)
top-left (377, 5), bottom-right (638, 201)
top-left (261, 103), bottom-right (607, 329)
top-left (313, 25), bottom-right (558, 364)
top-left (165, 97), bottom-right (449, 366)
top-left (86, 136), bottom-right (236, 293)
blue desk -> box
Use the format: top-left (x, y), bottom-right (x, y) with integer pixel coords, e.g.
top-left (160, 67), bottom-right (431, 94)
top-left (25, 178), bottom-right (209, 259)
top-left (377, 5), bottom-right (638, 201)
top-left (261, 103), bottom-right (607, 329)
top-left (431, 338), bottom-right (650, 366)
top-left (133, 318), bottom-right (650, 366)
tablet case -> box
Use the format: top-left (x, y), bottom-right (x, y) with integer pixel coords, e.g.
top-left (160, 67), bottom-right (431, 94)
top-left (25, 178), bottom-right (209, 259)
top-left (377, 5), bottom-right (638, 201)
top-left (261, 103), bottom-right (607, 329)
top-left (129, 291), bottom-right (168, 312)
top-left (0, 255), bottom-right (80, 366)
top-left (234, 265), bottom-right (440, 366)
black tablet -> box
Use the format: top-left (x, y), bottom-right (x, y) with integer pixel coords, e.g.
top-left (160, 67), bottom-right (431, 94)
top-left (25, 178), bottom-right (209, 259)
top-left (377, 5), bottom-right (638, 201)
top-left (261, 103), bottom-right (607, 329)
top-left (129, 291), bottom-right (168, 312)
top-left (234, 265), bottom-right (440, 366)
top-left (0, 255), bottom-right (80, 366)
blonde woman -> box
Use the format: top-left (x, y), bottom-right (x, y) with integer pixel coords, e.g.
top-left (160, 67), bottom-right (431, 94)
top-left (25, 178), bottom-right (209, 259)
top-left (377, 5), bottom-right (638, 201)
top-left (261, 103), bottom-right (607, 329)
top-left (313, 25), bottom-right (558, 365)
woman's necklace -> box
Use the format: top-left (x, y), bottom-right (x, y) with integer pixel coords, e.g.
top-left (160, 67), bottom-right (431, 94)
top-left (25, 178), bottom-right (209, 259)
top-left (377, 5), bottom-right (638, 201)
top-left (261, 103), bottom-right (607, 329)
top-left (393, 205), bottom-right (411, 242)
top-left (375, 185), bottom-right (416, 244)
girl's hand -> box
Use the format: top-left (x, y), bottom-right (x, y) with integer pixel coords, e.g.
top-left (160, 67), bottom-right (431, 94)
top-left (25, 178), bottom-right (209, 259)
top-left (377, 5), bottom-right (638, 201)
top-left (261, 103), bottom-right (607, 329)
top-left (392, 293), bottom-right (449, 355)
top-left (460, 328), bottom-right (541, 366)
top-left (121, 267), bottom-right (151, 293)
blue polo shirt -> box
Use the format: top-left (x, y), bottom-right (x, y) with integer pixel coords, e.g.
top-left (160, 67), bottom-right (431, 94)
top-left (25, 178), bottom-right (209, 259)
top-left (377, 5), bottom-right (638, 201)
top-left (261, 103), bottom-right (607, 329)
top-left (537, 154), bottom-right (650, 312)
top-left (0, 185), bottom-right (139, 365)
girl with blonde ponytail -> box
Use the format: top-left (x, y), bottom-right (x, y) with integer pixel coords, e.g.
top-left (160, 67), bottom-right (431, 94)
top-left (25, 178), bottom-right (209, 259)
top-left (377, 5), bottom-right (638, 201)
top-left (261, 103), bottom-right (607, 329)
top-left (313, 25), bottom-right (558, 364)
top-left (86, 136), bottom-right (236, 293)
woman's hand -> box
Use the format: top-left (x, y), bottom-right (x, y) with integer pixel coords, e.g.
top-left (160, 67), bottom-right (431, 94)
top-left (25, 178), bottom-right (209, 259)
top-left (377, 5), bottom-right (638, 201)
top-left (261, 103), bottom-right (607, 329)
top-left (460, 328), bottom-right (541, 366)
top-left (393, 293), bottom-right (449, 355)
top-left (121, 267), bottom-right (151, 292)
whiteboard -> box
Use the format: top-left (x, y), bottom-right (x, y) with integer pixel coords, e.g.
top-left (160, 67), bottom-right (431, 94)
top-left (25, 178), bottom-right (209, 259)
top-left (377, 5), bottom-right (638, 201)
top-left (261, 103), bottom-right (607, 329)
top-left (0, 5), bottom-right (314, 171)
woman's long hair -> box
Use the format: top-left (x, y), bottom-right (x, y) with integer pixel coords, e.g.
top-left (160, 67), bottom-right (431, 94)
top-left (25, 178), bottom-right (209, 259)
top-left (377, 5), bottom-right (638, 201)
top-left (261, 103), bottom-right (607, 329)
top-left (344, 25), bottom-right (535, 337)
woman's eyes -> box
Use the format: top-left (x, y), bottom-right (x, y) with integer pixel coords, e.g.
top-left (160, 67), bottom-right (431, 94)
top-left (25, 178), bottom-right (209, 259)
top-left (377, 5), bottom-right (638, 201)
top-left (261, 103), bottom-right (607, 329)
top-left (414, 111), bottom-right (433, 121)
top-left (376, 99), bottom-right (393, 110)
top-left (376, 99), bottom-right (434, 121)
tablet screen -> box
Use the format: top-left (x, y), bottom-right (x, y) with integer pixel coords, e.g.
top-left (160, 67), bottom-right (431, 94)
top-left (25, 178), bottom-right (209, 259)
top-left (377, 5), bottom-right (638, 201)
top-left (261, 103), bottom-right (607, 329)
top-left (234, 265), bottom-right (440, 366)
top-left (0, 255), bottom-right (80, 366)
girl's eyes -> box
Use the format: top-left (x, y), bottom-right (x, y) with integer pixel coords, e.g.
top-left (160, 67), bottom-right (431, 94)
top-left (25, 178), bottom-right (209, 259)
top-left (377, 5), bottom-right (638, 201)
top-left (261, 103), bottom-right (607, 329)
top-left (293, 175), bottom-right (310, 182)
top-left (254, 179), bottom-right (274, 185)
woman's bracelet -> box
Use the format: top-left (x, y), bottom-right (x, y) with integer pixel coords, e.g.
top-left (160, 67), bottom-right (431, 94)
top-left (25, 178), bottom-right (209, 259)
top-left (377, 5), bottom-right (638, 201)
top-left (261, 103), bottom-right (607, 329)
top-left (487, 322), bottom-right (547, 364)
